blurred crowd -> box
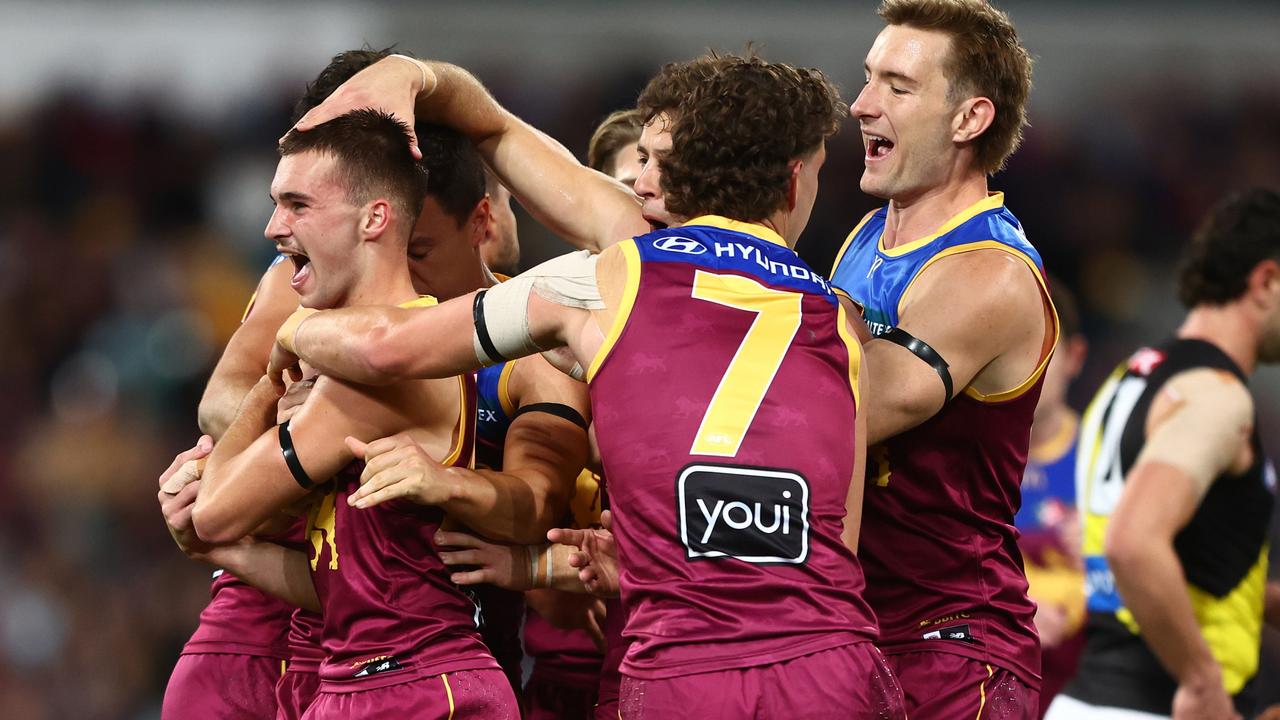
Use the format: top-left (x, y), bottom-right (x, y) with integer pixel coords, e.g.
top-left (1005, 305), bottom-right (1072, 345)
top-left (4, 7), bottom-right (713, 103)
top-left (1, 60), bottom-right (1279, 718)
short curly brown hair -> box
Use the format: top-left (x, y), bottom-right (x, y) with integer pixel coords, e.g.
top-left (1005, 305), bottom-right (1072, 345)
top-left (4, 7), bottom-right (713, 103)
top-left (879, 0), bottom-right (1033, 174)
top-left (637, 53), bottom-right (845, 222)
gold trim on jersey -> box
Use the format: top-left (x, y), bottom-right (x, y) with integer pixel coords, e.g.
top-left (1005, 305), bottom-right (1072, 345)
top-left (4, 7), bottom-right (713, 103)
top-left (894, 239), bottom-right (1058, 404)
top-left (878, 192), bottom-right (1006, 258)
top-left (441, 375), bottom-right (471, 467)
top-left (836, 303), bottom-right (863, 409)
top-left (684, 215), bottom-right (788, 248)
top-left (586, 240), bottom-right (642, 382)
top-left (497, 360), bottom-right (518, 419)
top-left (1030, 412), bottom-right (1079, 465)
top-left (441, 672), bottom-right (456, 719)
top-left (240, 290), bottom-right (259, 324)
top-left (831, 208), bottom-right (881, 275)
top-left (975, 663), bottom-right (995, 720)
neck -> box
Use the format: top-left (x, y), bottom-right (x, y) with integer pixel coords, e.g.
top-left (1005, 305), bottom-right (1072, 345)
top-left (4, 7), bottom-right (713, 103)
top-left (1177, 303), bottom-right (1259, 376)
top-left (344, 251), bottom-right (420, 308)
top-left (761, 210), bottom-right (797, 248)
top-left (882, 170), bottom-right (987, 249)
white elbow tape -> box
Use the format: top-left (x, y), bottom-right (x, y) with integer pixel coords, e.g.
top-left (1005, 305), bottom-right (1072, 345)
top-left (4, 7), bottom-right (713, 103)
top-left (473, 278), bottom-right (540, 366)
top-left (471, 251), bottom-right (605, 366)
top-left (526, 250), bottom-right (605, 311)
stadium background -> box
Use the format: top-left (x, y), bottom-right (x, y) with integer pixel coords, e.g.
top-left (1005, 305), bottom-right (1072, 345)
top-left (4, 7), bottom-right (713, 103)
top-left (1, 1), bottom-right (1278, 716)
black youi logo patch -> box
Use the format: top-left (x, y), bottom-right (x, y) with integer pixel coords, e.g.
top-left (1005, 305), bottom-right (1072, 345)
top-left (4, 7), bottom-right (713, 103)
top-left (677, 464), bottom-right (809, 564)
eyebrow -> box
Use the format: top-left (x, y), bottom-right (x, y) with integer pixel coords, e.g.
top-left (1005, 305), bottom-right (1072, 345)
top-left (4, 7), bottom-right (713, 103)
top-left (866, 64), bottom-right (920, 87)
top-left (274, 191), bottom-right (315, 204)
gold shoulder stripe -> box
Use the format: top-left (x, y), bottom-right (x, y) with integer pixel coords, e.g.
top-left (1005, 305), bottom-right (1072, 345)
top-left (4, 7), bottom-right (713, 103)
top-left (831, 208), bottom-right (881, 275)
top-left (878, 193), bottom-right (1005, 258)
top-left (586, 240), bottom-right (642, 382)
top-left (836, 303), bottom-right (863, 409)
top-left (497, 360), bottom-right (518, 418)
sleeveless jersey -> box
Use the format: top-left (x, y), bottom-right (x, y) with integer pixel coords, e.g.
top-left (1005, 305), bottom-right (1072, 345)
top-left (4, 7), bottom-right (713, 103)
top-left (1067, 338), bottom-right (1274, 716)
top-left (182, 253), bottom-right (301, 661)
top-left (829, 192), bottom-right (1054, 685)
top-left (307, 296), bottom-right (496, 691)
top-left (589, 215), bottom-right (878, 680)
top-left (470, 359), bottom-right (529, 692)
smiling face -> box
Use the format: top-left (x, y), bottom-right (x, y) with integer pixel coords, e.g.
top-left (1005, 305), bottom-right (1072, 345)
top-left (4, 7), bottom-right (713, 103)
top-left (851, 24), bottom-right (963, 203)
top-left (265, 150), bottom-right (365, 309)
top-left (633, 114), bottom-right (680, 231)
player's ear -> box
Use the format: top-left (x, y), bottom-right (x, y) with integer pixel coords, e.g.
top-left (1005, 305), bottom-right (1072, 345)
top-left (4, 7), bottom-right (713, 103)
top-left (953, 96), bottom-right (995, 144)
top-left (362, 198), bottom-right (393, 241)
top-left (786, 160), bottom-right (803, 212)
top-left (470, 195), bottom-right (493, 249)
top-left (1248, 258), bottom-right (1280, 310)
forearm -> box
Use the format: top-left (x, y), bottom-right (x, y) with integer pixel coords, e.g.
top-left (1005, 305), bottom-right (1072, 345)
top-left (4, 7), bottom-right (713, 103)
top-left (439, 467), bottom-right (563, 545)
top-left (198, 370), bottom-right (261, 440)
top-left (291, 301), bottom-right (479, 384)
top-left (420, 62), bottom-right (644, 252)
top-left (1111, 543), bottom-right (1222, 686)
top-left (201, 540), bottom-right (320, 612)
top-left (202, 379), bottom-right (277, 497)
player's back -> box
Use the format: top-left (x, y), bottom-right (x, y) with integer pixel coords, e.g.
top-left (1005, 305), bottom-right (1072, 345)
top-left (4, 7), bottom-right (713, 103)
top-left (588, 216), bottom-right (877, 680)
top-left (307, 298), bottom-right (497, 692)
top-left (830, 194), bottom-right (1054, 686)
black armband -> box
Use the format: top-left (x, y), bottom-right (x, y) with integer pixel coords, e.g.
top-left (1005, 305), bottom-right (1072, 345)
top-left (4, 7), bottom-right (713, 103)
top-left (882, 326), bottom-right (954, 401)
top-left (278, 419), bottom-right (315, 489)
top-left (512, 402), bottom-right (589, 430)
top-left (472, 289), bottom-right (507, 365)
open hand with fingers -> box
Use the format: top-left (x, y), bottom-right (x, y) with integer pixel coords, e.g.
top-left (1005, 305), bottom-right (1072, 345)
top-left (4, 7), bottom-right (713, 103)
top-left (157, 436), bottom-right (215, 557)
top-left (548, 510), bottom-right (620, 598)
top-left (345, 434), bottom-right (457, 510)
top-left (435, 530), bottom-right (533, 591)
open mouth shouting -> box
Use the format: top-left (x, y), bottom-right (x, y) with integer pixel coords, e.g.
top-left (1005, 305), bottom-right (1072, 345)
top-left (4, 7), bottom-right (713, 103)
top-left (285, 250), bottom-right (312, 292)
top-left (864, 132), bottom-right (895, 163)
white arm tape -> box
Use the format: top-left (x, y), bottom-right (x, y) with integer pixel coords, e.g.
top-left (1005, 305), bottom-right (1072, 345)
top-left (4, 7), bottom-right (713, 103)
top-left (472, 250), bottom-right (603, 366)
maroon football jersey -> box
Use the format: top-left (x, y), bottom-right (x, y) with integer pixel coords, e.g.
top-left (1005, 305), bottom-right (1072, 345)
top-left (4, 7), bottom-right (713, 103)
top-left (587, 217), bottom-right (878, 680)
top-left (182, 571), bottom-right (292, 658)
top-left (860, 370), bottom-right (1044, 685)
top-left (307, 373), bottom-right (498, 690)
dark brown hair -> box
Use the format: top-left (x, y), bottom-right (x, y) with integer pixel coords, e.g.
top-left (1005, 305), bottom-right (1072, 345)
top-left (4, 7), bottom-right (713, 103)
top-left (1179, 188), bottom-right (1280, 308)
top-left (417, 123), bottom-right (486, 225)
top-left (587, 109), bottom-right (644, 174)
top-left (638, 52), bottom-right (845, 221)
top-left (292, 47), bottom-right (394, 123)
top-left (879, 0), bottom-right (1033, 174)
top-left (279, 109), bottom-right (428, 232)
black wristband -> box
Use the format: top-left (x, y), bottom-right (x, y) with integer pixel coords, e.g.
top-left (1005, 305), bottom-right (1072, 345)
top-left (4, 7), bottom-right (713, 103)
top-left (279, 419), bottom-right (315, 489)
top-left (512, 402), bottom-right (589, 430)
top-left (882, 326), bottom-right (954, 401)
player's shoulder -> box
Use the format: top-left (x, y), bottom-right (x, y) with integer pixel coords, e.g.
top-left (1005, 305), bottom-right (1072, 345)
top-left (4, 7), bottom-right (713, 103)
top-left (1164, 366), bottom-right (1253, 416)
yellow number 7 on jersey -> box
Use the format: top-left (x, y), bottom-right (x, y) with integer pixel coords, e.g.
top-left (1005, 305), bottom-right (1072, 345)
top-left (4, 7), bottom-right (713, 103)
top-left (690, 270), bottom-right (803, 457)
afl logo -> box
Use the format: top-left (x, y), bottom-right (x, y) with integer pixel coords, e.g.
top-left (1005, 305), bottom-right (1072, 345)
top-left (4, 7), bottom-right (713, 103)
top-left (654, 236), bottom-right (707, 255)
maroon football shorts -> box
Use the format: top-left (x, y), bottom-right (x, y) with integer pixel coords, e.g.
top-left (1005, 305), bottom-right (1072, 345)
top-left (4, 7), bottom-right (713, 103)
top-left (886, 650), bottom-right (1039, 719)
top-left (162, 653), bottom-right (282, 720)
top-left (618, 641), bottom-right (905, 719)
top-left (522, 670), bottom-right (599, 720)
top-left (275, 666), bottom-right (320, 720)
top-left (301, 669), bottom-right (518, 719)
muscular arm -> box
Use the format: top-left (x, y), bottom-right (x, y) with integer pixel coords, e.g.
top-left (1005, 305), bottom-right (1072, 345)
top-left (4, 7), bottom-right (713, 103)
top-left (297, 56), bottom-right (646, 252)
top-left (200, 541), bottom-right (321, 613)
top-left (441, 356), bottom-right (589, 542)
top-left (198, 258), bottom-right (298, 438)
top-left (1105, 370), bottom-right (1253, 697)
top-left (193, 373), bottom-right (414, 544)
top-left (278, 251), bottom-right (606, 385)
top-left (863, 250), bottom-right (1051, 445)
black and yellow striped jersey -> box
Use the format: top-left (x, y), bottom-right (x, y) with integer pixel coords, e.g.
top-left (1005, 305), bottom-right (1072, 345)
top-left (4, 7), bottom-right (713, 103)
top-left (1066, 338), bottom-right (1274, 716)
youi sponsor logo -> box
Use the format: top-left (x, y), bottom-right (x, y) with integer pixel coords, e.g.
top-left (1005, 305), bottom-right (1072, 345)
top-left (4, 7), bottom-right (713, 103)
top-left (677, 464), bottom-right (810, 564)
